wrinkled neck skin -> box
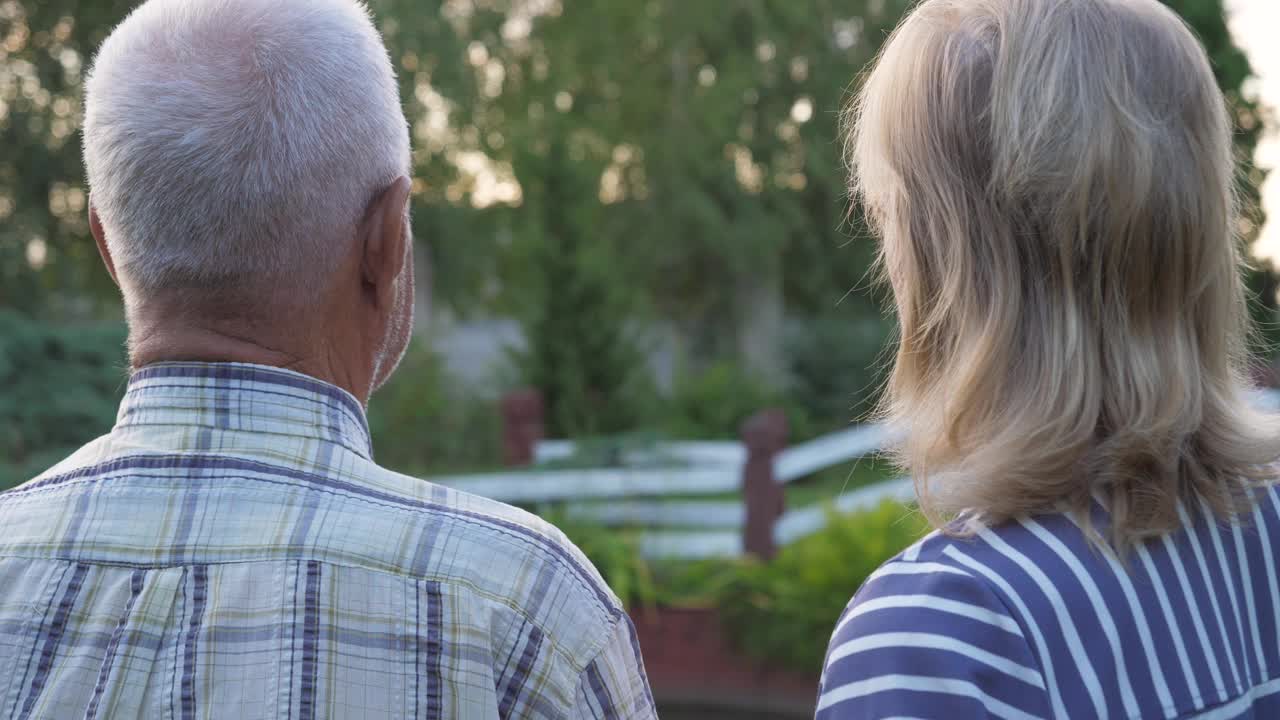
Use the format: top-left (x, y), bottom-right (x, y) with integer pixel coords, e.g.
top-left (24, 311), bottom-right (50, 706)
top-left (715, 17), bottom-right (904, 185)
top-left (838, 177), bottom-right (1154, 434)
top-left (125, 292), bottom-right (378, 406)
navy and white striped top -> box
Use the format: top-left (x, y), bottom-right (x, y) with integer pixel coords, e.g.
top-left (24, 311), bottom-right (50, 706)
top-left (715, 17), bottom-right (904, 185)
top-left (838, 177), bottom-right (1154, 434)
top-left (818, 489), bottom-right (1280, 719)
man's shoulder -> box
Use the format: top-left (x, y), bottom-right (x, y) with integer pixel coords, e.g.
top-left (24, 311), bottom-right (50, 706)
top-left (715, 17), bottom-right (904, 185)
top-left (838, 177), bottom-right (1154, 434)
top-left (0, 443), bottom-right (627, 666)
top-left (347, 461), bottom-right (626, 654)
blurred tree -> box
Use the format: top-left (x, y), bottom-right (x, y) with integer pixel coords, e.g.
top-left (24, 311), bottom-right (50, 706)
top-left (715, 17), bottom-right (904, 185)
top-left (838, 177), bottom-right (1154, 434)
top-left (0, 0), bottom-right (133, 317)
top-left (1, 0), bottom-right (1275, 358)
top-left (374, 0), bottom-right (913, 360)
top-left (0, 310), bottom-right (126, 489)
top-left (1160, 0), bottom-right (1280, 355)
top-left (507, 135), bottom-right (651, 437)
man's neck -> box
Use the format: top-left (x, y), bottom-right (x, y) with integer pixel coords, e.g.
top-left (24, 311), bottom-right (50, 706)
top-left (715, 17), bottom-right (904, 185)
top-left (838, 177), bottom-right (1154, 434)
top-left (128, 319), bottom-right (371, 405)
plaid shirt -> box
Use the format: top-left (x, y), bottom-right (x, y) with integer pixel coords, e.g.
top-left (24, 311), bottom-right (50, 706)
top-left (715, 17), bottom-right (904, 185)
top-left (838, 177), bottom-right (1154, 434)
top-left (0, 362), bottom-right (654, 719)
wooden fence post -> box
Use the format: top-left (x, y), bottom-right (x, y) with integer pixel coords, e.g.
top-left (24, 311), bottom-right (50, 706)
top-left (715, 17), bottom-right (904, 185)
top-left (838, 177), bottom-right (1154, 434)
top-left (501, 389), bottom-right (545, 467)
top-left (741, 408), bottom-right (788, 560)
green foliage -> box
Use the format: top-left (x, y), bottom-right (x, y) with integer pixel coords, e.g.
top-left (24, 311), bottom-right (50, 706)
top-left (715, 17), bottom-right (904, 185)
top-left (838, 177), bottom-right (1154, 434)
top-left (367, 341), bottom-right (502, 474)
top-left (0, 310), bottom-right (127, 489)
top-left (1, 0), bottom-right (135, 316)
top-left (367, 0), bottom-right (913, 350)
top-left (548, 499), bottom-right (928, 672)
top-left (2, 0), bottom-right (1273, 333)
top-left (717, 500), bottom-right (930, 674)
top-left (661, 360), bottom-right (826, 441)
top-left (650, 558), bottom-right (744, 608)
top-left (3, 0), bottom-right (1276, 479)
top-left (662, 361), bottom-right (784, 440)
top-left (507, 235), bottom-right (652, 438)
top-left (507, 138), bottom-right (654, 438)
top-left (786, 312), bottom-right (893, 428)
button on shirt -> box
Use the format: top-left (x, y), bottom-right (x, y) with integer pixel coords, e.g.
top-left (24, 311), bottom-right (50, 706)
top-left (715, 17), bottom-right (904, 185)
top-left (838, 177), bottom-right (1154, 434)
top-left (0, 362), bottom-right (654, 719)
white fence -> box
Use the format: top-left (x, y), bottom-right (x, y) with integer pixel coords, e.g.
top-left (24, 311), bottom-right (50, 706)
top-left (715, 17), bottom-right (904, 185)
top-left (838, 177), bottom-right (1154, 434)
top-left (532, 424), bottom-right (888, 484)
top-left (429, 466), bottom-right (741, 503)
top-left (431, 421), bottom-right (903, 558)
top-left (429, 389), bottom-right (1280, 559)
top-left (623, 476), bottom-right (915, 559)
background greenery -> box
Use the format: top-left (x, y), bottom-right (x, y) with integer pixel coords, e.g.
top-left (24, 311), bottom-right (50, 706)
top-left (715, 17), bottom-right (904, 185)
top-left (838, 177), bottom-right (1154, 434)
top-left (0, 310), bottom-right (125, 487)
top-left (717, 499), bottom-right (930, 673)
top-left (0, 0), bottom-right (1275, 684)
top-left (2, 0), bottom-right (1273, 486)
top-left (557, 499), bottom-right (931, 675)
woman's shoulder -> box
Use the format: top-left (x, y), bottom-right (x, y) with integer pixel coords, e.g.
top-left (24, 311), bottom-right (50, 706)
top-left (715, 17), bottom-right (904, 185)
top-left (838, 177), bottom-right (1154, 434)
top-left (818, 523), bottom-right (1054, 718)
top-left (838, 520), bottom-right (1043, 639)
top-left (817, 511), bottom-right (1119, 718)
top-left (864, 510), bottom-right (1143, 652)
top-left (821, 497), bottom-right (1280, 719)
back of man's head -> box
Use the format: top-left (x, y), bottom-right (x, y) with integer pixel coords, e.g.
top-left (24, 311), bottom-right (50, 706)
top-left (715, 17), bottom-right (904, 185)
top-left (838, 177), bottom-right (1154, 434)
top-left (83, 0), bottom-right (411, 299)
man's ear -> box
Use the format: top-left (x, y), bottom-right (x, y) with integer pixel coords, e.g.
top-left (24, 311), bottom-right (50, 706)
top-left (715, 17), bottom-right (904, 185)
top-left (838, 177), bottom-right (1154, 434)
top-left (89, 201), bottom-right (120, 288)
top-left (360, 176), bottom-right (412, 308)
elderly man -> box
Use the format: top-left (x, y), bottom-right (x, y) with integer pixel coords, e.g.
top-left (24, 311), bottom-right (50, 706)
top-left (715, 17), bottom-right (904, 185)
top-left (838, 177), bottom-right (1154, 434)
top-left (0, 0), bottom-right (654, 717)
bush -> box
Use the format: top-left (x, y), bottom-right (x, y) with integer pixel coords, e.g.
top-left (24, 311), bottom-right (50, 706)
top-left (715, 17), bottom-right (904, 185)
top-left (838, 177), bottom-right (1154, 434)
top-left (717, 500), bottom-right (929, 674)
top-left (662, 362), bottom-right (777, 440)
top-left (0, 311), bottom-right (128, 489)
top-left (367, 341), bottom-right (502, 475)
top-left (786, 313), bottom-right (893, 430)
top-left (650, 557), bottom-right (742, 608)
top-left (661, 361), bottom-right (808, 439)
top-left (539, 499), bottom-right (928, 674)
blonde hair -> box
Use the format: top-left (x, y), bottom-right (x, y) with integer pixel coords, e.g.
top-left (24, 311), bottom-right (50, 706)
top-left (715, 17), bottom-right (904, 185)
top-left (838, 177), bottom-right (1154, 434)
top-left (848, 0), bottom-right (1280, 550)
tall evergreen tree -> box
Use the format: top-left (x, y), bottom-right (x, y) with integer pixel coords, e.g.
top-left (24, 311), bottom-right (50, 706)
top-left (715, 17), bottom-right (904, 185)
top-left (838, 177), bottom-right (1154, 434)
top-left (510, 136), bottom-right (647, 437)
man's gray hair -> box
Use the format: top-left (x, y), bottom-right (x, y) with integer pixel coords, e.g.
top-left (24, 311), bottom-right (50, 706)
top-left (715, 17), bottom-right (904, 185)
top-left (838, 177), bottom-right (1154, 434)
top-left (83, 0), bottom-right (411, 296)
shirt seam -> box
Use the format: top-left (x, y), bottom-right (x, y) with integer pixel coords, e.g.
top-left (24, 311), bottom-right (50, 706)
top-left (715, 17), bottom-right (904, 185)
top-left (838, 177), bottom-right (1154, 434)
top-left (566, 611), bottom-right (627, 713)
top-left (922, 550), bottom-right (1054, 705)
top-left (0, 458), bottom-right (619, 620)
top-left (107, 421), bottom-right (371, 460)
top-left (0, 551), bottom-right (614, 675)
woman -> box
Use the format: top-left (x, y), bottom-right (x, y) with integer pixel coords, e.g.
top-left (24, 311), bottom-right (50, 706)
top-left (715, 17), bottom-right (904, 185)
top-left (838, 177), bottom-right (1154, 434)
top-left (820, 0), bottom-right (1280, 718)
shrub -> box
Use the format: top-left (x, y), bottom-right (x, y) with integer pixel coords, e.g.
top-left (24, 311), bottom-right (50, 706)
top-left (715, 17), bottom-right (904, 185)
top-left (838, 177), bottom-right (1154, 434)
top-left (367, 341), bottom-right (502, 475)
top-left (540, 499), bottom-right (928, 673)
top-left (662, 361), bottom-right (823, 440)
top-left (717, 500), bottom-right (929, 674)
top-left (786, 313), bottom-right (893, 430)
top-left (662, 361), bottom-right (777, 440)
top-left (650, 557), bottom-right (742, 608)
top-left (0, 311), bottom-right (128, 489)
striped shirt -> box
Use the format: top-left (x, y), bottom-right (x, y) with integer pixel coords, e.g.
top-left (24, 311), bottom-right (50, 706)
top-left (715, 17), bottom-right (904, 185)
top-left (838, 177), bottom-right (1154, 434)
top-left (818, 492), bottom-right (1280, 719)
top-left (0, 362), bottom-right (654, 719)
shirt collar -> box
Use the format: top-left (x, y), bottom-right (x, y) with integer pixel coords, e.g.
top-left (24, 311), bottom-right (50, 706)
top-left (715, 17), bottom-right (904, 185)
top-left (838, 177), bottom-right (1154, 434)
top-left (116, 361), bottom-right (373, 460)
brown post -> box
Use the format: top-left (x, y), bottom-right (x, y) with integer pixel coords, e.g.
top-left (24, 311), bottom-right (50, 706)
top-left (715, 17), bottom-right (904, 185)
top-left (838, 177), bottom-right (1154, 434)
top-left (501, 389), bottom-right (545, 467)
top-left (741, 408), bottom-right (788, 560)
